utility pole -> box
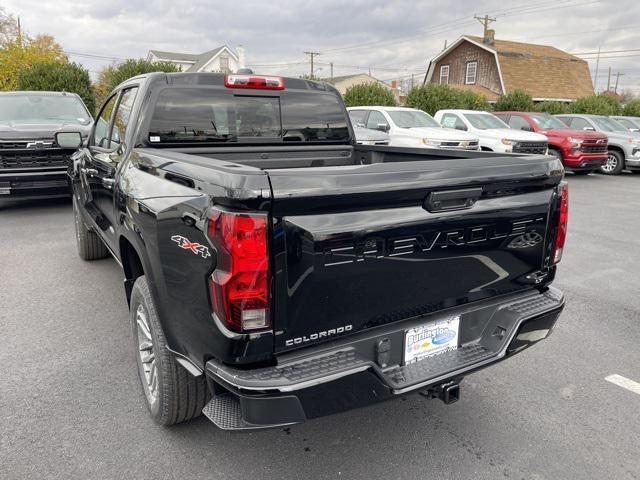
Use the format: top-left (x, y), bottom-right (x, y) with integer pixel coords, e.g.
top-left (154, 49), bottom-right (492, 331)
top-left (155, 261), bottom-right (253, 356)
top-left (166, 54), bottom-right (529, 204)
top-left (607, 66), bottom-right (612, 92)
top-left (304, 51), bottom-right (320, 78)
top-left (17, 16), bottom-right (22, 44)
top-left (593, 47), bottom-right (601, 91)
top-left (614, 72), bottom-right (625, 93)
top-left (474, 14), bottom-right (496, 37)
top-left (411, 73), bottom-right (415, 89)
top-left (330, 62), bottom-right (334, 80)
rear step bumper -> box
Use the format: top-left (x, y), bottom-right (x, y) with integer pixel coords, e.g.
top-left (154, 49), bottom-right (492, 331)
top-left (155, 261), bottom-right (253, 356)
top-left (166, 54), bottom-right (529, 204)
top-left (203, 287), bottom-right (564, 429)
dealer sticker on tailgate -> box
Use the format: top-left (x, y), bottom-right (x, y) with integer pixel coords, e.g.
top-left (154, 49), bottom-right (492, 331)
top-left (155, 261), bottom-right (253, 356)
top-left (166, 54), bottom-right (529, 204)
top-left (404, 316), bottom-right (460, 365)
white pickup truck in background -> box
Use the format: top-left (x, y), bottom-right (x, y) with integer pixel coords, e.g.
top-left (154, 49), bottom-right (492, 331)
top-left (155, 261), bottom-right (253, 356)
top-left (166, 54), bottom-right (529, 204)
top-left (434, 109), bottom-right (548, 154)
top-left (348, 106), bottom-right (480, 150)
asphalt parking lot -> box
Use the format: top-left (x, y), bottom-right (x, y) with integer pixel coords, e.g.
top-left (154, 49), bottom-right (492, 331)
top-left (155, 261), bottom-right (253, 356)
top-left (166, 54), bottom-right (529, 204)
top-left (1, 173), bottom-right (639, 480)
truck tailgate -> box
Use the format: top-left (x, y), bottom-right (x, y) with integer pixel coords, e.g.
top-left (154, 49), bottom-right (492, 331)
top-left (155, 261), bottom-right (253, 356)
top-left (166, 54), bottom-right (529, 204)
top-left (268, 153), bottom-right (563, 353)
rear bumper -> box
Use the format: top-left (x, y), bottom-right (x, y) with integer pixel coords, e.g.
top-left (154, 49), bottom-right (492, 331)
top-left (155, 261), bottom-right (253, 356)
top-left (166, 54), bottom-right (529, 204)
top-left (0, 169), bottom-right (70, 199)
top-left (203, 287), bottom-right (564, 429)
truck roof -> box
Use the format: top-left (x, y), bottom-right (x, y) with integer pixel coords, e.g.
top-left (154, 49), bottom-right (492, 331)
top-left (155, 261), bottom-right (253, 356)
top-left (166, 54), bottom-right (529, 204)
top-left (116, 71), bottom-right (337, 94)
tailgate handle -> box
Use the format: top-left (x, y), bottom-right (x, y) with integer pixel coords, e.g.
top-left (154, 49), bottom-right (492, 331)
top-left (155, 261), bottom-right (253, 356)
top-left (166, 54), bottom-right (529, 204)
top-left (424, 188), bottom-right (482, 213)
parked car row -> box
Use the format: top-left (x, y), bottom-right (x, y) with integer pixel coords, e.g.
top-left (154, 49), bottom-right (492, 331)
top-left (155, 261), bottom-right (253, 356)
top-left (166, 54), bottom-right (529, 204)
top-left (4, 87), bottom-right (640, 204)
top-left (350, 105), bottom-right (640, 177)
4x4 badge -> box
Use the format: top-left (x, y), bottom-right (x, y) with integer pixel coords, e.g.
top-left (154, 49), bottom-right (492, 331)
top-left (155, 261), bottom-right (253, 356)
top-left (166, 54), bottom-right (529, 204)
top-left (171, 235), bottom-right (211, 259)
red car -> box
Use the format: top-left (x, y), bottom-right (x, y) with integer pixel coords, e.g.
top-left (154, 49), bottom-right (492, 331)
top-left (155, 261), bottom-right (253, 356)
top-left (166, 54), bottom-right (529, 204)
top-left (494, 112), bottom-right (608, 175)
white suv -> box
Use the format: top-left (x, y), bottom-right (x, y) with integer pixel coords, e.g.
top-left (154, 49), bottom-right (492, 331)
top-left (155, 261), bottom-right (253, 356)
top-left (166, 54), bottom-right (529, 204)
top-left (434, 109), bottom-right (548, 154)
top-left (347, 106), bottom-right (480, 150)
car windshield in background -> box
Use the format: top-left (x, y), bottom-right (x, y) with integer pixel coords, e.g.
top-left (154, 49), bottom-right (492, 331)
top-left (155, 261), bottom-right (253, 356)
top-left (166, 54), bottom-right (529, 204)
top-left (591, 117), bottom-right (628, 133)
top-left (388, 110), bottom-right (441, 128)
top-left (530, 114), bottom-right (568, 130)
top-left (465, 113), bottom-right (508, 130)
top-left (0, 94), bottom-right (90, 123)
top-left (148, 88), bottom-right (350, 144)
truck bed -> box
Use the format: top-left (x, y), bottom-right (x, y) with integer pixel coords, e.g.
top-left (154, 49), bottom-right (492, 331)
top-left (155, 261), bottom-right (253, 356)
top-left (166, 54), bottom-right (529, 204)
top-left (134, 144), bottom-right (563, 355)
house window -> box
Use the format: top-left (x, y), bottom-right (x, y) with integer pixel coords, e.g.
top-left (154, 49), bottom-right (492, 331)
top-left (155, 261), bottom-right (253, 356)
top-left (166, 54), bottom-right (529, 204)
top-left (439, 65), bottom-right (449, 85)
top-left (465, 61), bottom-right (477, 84)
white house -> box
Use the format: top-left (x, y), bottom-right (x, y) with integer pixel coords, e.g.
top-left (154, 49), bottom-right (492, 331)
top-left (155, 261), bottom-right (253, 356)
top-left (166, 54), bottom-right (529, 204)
top-left (146, 45), bottom-right (245, 73)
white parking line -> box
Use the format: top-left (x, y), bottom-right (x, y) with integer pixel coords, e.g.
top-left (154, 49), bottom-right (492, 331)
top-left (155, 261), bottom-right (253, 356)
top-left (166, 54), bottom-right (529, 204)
top-left (605, 374), bottom-right (640, 395)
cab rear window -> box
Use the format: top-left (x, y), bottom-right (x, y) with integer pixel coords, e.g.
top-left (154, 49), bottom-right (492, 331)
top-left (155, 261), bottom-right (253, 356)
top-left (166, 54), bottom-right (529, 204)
top-left (148, 88), bottom-right (349, 145)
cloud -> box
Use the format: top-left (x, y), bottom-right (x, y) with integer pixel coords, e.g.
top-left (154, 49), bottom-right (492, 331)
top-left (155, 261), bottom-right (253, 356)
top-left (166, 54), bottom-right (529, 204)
top-left (3, 0), bottom-right (639, 90)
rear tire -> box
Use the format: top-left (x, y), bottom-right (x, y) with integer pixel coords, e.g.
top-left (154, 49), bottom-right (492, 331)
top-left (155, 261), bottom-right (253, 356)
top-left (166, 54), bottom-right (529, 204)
top-left (600, 150), bottom-right (624, 175)
top-left (130, 276), bottom-right (209, 425)
top-left (73, 196), bottom-right (109, 261)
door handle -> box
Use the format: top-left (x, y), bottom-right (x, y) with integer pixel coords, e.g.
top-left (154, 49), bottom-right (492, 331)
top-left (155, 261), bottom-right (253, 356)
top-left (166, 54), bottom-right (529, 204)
top-left (80, 167), bottom-right (98, 177)
top-left (102, 177), bottom-right (115, 189)
top-left (424, 188), bottom-right (483, 213)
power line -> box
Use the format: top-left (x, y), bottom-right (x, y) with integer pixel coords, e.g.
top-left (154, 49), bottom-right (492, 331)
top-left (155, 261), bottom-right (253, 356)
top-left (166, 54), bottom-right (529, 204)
top-left (573, 48), bottom-right (640, 56)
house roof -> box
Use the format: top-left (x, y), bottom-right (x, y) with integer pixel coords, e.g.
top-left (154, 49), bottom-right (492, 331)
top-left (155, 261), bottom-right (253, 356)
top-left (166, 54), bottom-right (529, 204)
top-left (148, 46), bottom-right (237, 72)
top-left (467, 36), bottom-right (594, 100)
top-left (324, 73), bottom-right (390, 86)
top-left (426, 35), bottom-right (594, 101)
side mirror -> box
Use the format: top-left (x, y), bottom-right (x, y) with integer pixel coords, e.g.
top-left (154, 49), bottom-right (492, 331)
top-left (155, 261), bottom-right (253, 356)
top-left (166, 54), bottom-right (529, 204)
top-left (376, 123), bottom-right (390, 132)
top-left (521, 125), bottom-right (533, 132)
top-left (583, 126), bottom-right (596, 131)
top-left (455, 124), bottom-right (467, 131)
top-left (55, 132), bottom-right (83, 149)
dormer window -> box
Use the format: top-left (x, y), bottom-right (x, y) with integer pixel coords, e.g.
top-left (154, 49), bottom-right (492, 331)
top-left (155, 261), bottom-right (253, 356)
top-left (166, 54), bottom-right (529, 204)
top-left (440, 65), bottom-right (450, 85)
top-left (465, 61), bottom-right (477, 84)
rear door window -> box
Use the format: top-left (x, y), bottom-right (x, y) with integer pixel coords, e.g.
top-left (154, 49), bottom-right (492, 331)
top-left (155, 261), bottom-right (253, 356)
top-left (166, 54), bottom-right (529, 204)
top-left (348, 110), bottom-right (368, 127)
top-left (441, 113), bottom-right (466, 130)
top-left (508, 115), bottom-right (532, 131)
top-left (366, 111), bottom-right (388, 130)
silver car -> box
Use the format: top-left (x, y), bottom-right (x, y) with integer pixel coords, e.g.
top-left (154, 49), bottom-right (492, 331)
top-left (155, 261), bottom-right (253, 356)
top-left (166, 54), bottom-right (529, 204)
top-left (555, 114), bottom-right (640, 175)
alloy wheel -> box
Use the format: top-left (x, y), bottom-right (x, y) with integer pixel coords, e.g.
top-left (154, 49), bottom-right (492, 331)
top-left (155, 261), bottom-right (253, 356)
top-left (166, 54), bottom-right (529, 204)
top-left (602, 154), bottom-right (618, 173)
top-left (136, 304), bottom-right (158, 404)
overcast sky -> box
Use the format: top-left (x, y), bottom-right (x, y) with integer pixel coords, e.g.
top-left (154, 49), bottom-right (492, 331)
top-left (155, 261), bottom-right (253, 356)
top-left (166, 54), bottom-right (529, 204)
top-left (3, 0), bottom-right (639, 93)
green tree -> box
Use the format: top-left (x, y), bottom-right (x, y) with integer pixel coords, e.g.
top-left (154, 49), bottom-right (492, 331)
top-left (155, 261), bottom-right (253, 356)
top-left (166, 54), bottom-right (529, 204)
top-left (536, 101), bottom-right (570, 115)
top-left (17, 60), bottom-right (95, 113)
top-left (342, 82), bottom-right (396, 107)
top-left (458, 89), bottom-right (490, 111)
top-left (622, 99), bottom-right (640, 117)
top-left (94, 58), bottom-right (180, 108)
top-left (569, 94), bottom-right (622, 115)
top-left (405, 84), bottom-right (488, 115)
top-left (494, 90), bottom-right (535, 112)
top-left (0, 36), bottom-right (66, 90)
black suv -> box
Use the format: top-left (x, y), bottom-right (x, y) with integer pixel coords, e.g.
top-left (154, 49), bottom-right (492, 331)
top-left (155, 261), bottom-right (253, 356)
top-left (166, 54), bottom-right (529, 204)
top-left (0, 91), bottom-right (92, 200)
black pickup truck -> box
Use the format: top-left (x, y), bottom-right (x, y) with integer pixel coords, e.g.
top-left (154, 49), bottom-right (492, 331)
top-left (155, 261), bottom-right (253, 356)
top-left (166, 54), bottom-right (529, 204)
top-left (58, 72), bottom-right (567, 430)
top-left (0, 91), bottom-right (92, 200)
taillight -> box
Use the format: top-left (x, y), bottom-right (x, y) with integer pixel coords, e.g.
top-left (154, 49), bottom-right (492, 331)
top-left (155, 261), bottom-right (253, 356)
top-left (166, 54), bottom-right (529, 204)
top-left (553, 181), bottom-right (569, 264)
top-left (207, 209), bottom-right (270, 332)
top-left (224, 74), bottom-right (285, 90)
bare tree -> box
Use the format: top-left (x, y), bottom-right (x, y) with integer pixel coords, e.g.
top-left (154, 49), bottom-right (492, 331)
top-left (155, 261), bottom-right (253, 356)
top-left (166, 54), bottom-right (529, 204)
top-left (0, 6), bottom-right (19, 45)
